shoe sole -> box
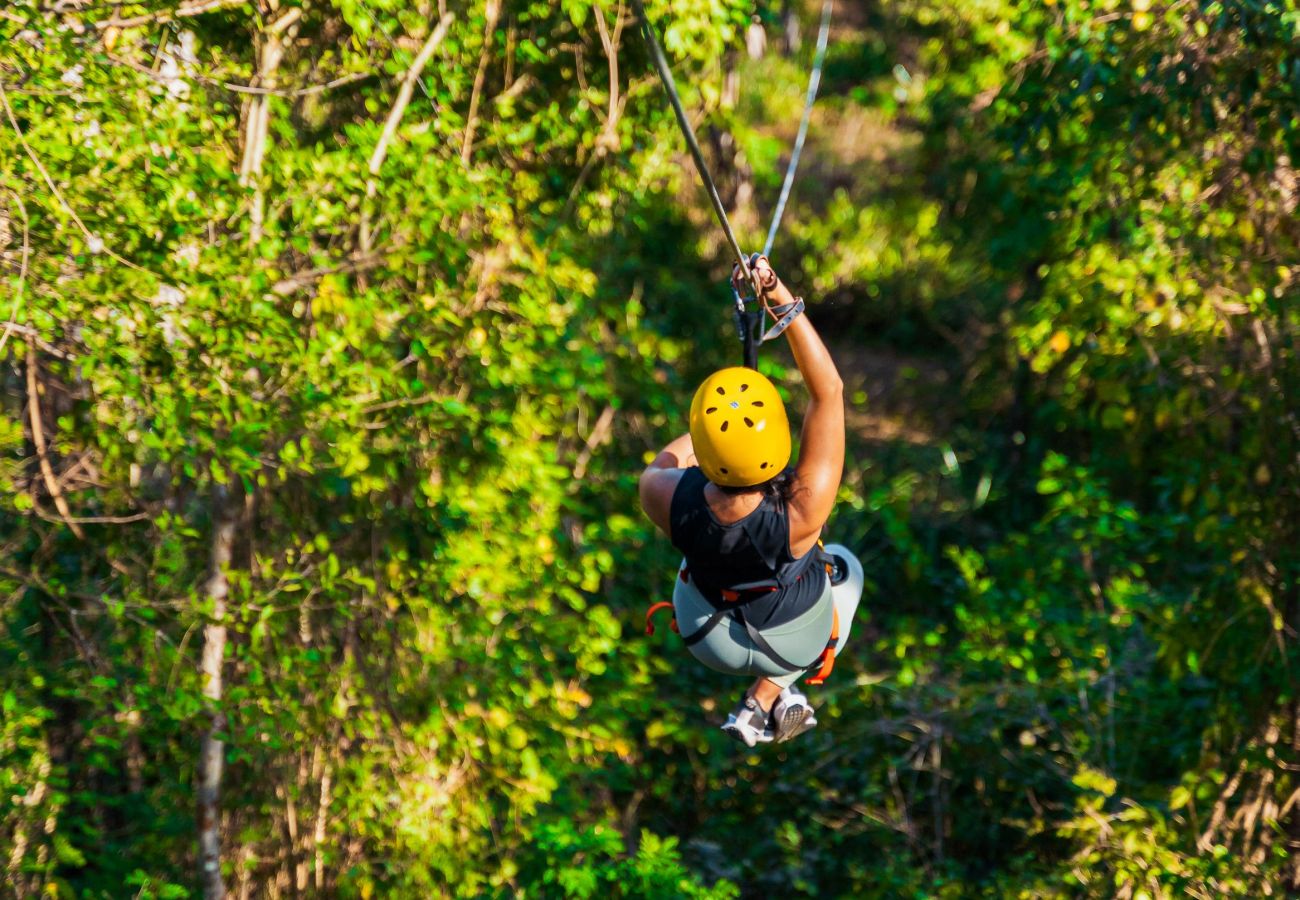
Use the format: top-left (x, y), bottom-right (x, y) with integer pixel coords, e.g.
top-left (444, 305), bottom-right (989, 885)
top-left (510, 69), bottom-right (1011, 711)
top-left (721, 722), bottom-right (772, 747)
top-left (774, 706), bottom-right (816, 743)
top-left (720, 723), bottom-right (753, 747)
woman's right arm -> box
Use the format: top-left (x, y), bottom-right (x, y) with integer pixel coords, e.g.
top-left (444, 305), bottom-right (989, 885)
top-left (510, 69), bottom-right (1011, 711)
top-left (784, 309), bottom-right (845, 547)
top-left (742, 258), bottom-right (845, 551)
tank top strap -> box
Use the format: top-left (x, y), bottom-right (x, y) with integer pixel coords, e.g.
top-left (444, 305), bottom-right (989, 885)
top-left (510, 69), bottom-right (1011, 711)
top-left (740, 493), bottom-right (791, 573)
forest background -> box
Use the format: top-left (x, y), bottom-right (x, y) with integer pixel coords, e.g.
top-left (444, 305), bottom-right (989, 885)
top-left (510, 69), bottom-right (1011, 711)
top-left (1, 0), bottom-right (1298, 897)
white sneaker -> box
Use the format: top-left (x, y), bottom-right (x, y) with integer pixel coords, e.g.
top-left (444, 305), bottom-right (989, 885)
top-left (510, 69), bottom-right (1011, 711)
top-left (721, 695), bottom-right (774, 747)
top-left (771, 687), bottom-right (817, 743)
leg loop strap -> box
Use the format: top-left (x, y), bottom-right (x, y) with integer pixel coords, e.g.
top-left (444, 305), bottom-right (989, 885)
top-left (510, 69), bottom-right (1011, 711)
top-left (645, 601), bottom-right (679, 636)
top-left (805, 606), bottom-right (840, 686)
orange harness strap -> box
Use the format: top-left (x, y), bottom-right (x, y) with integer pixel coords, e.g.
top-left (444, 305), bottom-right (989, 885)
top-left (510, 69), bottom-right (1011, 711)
top-left (644, 601), bottom-right (678, 636)
top-left (719, 585), bottom-right (777, 604)
top-left (649, 558), bottom-right (841, 684)
top-left (804, 606), bottom-right (839, 686)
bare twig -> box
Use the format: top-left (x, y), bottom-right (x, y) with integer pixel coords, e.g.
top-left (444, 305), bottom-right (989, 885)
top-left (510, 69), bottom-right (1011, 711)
top-left (556, 5), bottom-right (626, 225)
top-left (95, 0), bottom-right (255, 30)
top-left (109, 53), bottom-right (375, 98)
top-left (33, 508), bottom-right (150, 525)
top-left (573, 405), bottom-right (615, 479)
top-left (461, 1), bottom-right (503, 164)
top-left (0, 190), bottom-right (30, 356)
top-left (360, 392), bottom-right (441, 415)
top-left (0, 323), bottom-right (73, 360)
top-left (0, 82), bottom-right (154, 275)
top-left (207, 70), bottom-right (373, 97)
top-left (360, 13), bottom-right (455, 253)
top-left (270, 252), bottom-right (386, 296)
top-left (594, 1), bottom-right (625, 133)
top-left (24, 339), bottom-right (85, 540)
top-left (367, 14), bottom-right (456, 181)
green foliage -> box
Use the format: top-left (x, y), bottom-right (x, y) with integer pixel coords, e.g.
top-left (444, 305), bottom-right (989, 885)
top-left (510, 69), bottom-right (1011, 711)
top-left (520, 824), bottom-right (738, 899)
top-left (1, 0), bottom-right (1298, 896)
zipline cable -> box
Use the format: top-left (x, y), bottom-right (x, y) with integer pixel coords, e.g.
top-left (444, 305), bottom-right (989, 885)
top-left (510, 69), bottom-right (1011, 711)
top-left (629, 0), bottom-right (763, 305)
top-left (633, 0), bottom-right (833, 368)
top-left (762, 0), bottom-right (833, 258)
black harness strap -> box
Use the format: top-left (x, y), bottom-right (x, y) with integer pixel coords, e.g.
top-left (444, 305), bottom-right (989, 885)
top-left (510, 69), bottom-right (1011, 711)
top-left (679, 600), bottom-right (821, 671)
top-left (736, 607), bottom-right (822, 671)
top-left (678, 584), bottom-right (772, 648)
top-left (680, 606), bottom-right (731, 648)
top-left (679, 543), bottom-right (839, 671)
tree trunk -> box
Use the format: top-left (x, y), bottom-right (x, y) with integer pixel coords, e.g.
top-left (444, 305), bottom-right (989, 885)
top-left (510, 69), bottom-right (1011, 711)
top-left (781, 0), bottom-right (802, 55)
top-left (239, 5), bottom-right (300, 245)
top-left (198, 483), bottom-right (238, 899)
top-left (745, 13), bottom-right (767, 61)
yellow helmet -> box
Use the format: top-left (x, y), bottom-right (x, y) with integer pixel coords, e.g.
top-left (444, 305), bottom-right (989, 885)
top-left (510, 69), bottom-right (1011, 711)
top-left (689, 367), bottom-right (791, 487)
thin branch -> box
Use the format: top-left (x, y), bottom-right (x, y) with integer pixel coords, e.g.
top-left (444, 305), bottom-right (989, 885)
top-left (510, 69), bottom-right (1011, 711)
top-left (0, 323), bottom-right (73, 360)
top-left (594, 1), bottom-right (625, 132)
top-left (95, 0), bottom-right (255, 30)
top-left (205, 70), bottom-right (374, 98)
top-left (367, 14), bottom-right (456, 180)
top-left (237, 6), bottom-right (302, 244)
top-left (461, 0), bottom-right (503, 165)
top-left (25, 339), bottom-right (86, 541)
top-left (0, 82), bottom-right (154, 275)
top-left (360, 392), bottom-right (441, 415)
top-left (0, 190), bottom-right (30, 357)
top-left (573, 404), bottom-right (615, 480)
top-left (553, 9), bottom-right (626, 230)
top-left (354, 3), bottom-right (435, 105)
top-left (33, 508), bottom-right (151, 525)
top-left (361, 12), bottom-right (455, 254)
top-left (107, 52), bottom-right (375, 98)
top-left (270, 252), bottom-right (386, 296)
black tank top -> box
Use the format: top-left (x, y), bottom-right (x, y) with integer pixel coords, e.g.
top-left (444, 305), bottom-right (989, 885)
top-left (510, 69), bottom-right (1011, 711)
top-left (669, 467), bottom-right (826, 629)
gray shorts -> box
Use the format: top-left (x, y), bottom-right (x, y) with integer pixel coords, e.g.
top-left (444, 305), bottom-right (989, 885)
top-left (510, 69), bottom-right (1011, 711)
top-left (672, 544), bottom-right (865, 689)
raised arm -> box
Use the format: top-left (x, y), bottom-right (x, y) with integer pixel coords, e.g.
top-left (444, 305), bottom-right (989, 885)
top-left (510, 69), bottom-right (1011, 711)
top-left (741, 257), bottom-right (844, 552)
top-left (783, 307), bottom-right (845, 548)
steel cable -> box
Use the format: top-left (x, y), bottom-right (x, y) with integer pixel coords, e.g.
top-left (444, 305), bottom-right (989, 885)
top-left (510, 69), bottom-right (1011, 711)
top-left (629, 0), bottom-right (762, 300)
top-left (763, 0), bottom-right (833, 258)
top-left (631, 0), bottom-right (834, 367)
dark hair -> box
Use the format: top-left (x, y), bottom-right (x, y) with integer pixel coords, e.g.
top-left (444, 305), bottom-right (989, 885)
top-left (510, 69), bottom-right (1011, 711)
top-left (714, 468), bottom-right (796, 504)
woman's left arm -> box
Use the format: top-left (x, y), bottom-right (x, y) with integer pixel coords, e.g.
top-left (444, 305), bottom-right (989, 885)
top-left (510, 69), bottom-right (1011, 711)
top-left (638, 432), bottom-right (695, 536)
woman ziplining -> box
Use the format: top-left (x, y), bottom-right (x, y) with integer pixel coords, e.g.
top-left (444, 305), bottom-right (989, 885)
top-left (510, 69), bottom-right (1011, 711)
top-left (629, 3), bottom-right (859, 744)
top-left (639, 257), bottom-right (864, 746)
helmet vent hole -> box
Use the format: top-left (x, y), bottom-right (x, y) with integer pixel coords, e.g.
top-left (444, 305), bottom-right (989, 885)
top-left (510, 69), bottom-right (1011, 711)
top-left (716, 386), bottom-right (726, 396)
top-left (744, 417), bottom-right (754, 428)
top-left (720, 420), bottom-right (729, 432)
top-left (720, 467), bottom-right (729, 475)
top-left (760, 462), bottom-right (768, 470)
top-left (705, 407), bottom-right (717, 414)
top-left (740, 384), bottom-right (749, 392)
top-left (751, 401), bottom-right (764, 407)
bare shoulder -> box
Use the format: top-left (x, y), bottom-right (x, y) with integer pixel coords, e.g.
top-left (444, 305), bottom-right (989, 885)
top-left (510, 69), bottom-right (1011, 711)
top-left (638, 466), bottom-right (687, 537)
